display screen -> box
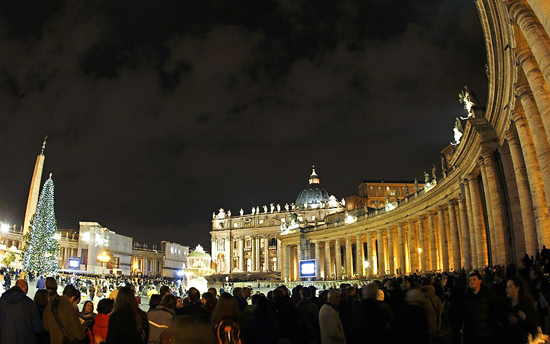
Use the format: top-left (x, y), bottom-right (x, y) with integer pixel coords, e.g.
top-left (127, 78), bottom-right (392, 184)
top-left (299, 259), bottom-right (316, 278)
top-left (68, 258), bottom-right (80, 269)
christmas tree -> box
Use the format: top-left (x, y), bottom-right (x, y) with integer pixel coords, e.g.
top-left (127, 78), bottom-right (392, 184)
top-left (21, 174), bottom-right (60, 275)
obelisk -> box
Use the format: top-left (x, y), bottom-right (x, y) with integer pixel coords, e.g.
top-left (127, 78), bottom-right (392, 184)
top-left (23, 136), bottom-right (47, 237)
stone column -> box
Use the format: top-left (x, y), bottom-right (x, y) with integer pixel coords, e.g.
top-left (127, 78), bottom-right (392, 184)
top-left (428, 212), bottom-right (437, 270)
top-left (335, 239), bottom-right (342, 280)
top-left (282, 244), bottom-right (289, 281)
top-left (345, 237), bottom-right (353, 278)
top-left (468, 176), bottom-right (489, 267)
top-left (508, 2), bottom-right (550, 89)
top-left (239, 237), bottom-right (245, 271)
top-left (325, 241), bottom-right (332, 279)
top-left (377, 229), bottom-right (386, 275)
top-left (277, 238), bottom-right (282, 272)
top-left (387, 228), bottom-right (395, 275)
top-left (225, 237), bottom-right (231, 273)
top-left (397, 223), bottom-right (406, 275)
top-left (264, 237), bottom-right (270, 272)
top-left (356, 235), bottom-right (364, 278)
top-left (462, 180), bottom-right (478, 268)
top-left (515, 65), bottom-right (550, 206)
top-left (478, 157), bottom-right (498, 264)
top-left (417, 217), bottom-right (427, 272)
top-left (510, 106), bottom-right (550, 247)
top-left (256, 236), bottom-right (262, 272)
top-left (458, 194), bottom-right (472, 269)
top-left (314, 240), bottom-right (321, 278)
top-left (525, 0), bottom-right (550, 35)
top-left (505, 125), bottom-right (540, 255)
top-left (407, 220), bottom-right (416, 273)
top-left (367, 233), bottom-right (374, 276)
top-left (448, 200), bottom-right (462, 271)
top-left (438, 206), bottom-right (450, 271)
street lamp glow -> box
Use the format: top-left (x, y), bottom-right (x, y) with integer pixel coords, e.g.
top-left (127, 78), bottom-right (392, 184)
top-left (418, 247), bottom-right (423, 254)
top-left (97, 250), bottom-right (110, 263)
top-left (53, 233), bottom-right (61, 240)
top-left (0, 223), bottom-right (9, 233)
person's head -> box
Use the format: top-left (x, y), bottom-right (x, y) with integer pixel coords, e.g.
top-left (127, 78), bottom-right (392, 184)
top-left (272, 288), bottom-right (284, 303)
top-left (97, 298), bottom-right (114, 314)
top-left (82, 301), bottom-right (94, 314)
top-left (362, 283), bottom-right (378, 299)
top-left (114, 287), bottom-right (144, 332)
top-left (211, 293), bottom-right (240, 323)
top-left (327, 289), bottom-right (341, 307)
top-left (149, 294), bottom-right (162, 310)
top-left (62, 284), bottom-right (78, 303)
top-left (300, 287), bottom-right (312, 299)
top-left (242, 287), bottom-right (252, 299)
top-left (401, 281), bottom-right (410, 292)
top-left (176, 297), bottom-right (183, 308)
top-left (232, 287), bottom-right (242, 298)
top-left (159, 285), bottom-right (170, 297)
top-left (161, 294), bottom-right (177, 309)
top-left (530, 266), bottom-right (543, 280)
top-left (188, 287), bottom-right (201, 303)
top-left (506, 275), bottom-right (531, 301)
top-left (46, 277), bottom-right (57, 295)
top-left (202, 292), bottom-right (216, 309)
top-left (34, 289), bottom-right (49, 306)
top-left (405, 289), bottom-right (425, 304)
top-left (208, 287), bottom-right (217, 298)
top-left (468, 272), bottom-right (482, 292)
top-left (73, 289), bottom-right (81, 306)
top-left (15, 279), bottom-right (28, 294)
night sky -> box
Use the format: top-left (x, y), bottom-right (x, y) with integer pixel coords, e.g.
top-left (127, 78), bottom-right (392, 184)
top-left (0, 0), bottom-right (488, 250)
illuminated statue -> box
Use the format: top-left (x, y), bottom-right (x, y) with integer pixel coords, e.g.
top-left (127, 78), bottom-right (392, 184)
top-left (432, 165), bottom-right (437, 180)
top-left (227, 210), bottom-right (231, 217)
top-left (341, 198), bottom-right (346, 207)
top-left (328, 195), bottom-right (339, 208)
top-left (277, 204), bottom-right (281, 212)
top-left (256, 206), bottom-right (259, 214)
top-left (459, 86), bottom-right (476, 119)
top-left (239, 208), bottom-right (244, 216)
top-left (405, 185), bottom-right (410, 196)
top-left (414, 178), bottom-right (419, 192)
top-left (217, 208), bottom-right (226, 220)
top-left (424, 172), bottom-right (430, 184)
top-left (263, 205), bottom-right (268, 213)
top-left (304, 202), bottom-right (308, 209)
top-left (270, 204), bottom-right (275, 213)
top-left (291, 203), bottom-right (296, 210)
top-left (285, 203), bottom-right (289, 211)
top-left (452, 117), bottom-right (464, 145)
top-left (212, 212), bottom-right (216, 220)
top-left (251, 207), bottom-right (256, 215)
top-left (441, 156), bottom-right (447, 173)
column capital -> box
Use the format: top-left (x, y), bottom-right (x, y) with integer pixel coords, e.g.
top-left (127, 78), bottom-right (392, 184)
top-left (514, 46), bottom-right (536, 67)
top-left (504, 124), bottom-right (521, 144)
top-left (514, 80), bottom-right (533, 100)
top-left (448, 198), bottom-right (459, 206)
top-left (507, 2), bottom-right (537, 25)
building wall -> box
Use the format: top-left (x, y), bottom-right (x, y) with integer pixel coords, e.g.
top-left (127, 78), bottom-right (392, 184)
top-left (161, 241), bottom-right (189, 277)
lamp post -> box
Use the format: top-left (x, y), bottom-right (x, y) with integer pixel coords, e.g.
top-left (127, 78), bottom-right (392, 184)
top-left (97, 251), bottom-right (110, 276)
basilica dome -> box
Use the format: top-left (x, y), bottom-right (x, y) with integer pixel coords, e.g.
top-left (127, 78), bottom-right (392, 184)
top-left (295, 166), bottom-right (331, 209)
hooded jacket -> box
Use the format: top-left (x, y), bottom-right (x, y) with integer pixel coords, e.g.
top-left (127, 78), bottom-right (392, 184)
top-left (0, 285), bottom-right (43, 344)
top-left (422, 285), bottom-right (444, 334)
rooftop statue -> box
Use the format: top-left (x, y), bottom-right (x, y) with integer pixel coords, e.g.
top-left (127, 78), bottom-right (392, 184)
top-left (341, 198), bottom-right (346, 207)
top-left (459, 86), bottom-right (476, 119)
top-left (256, 206), bottom-right (259, 214)
top-left (251, 207), bottom-right (256, 215)
top-left (217, 208), bottom-right (226, 220)
top-left (441, 156), bottom-right (447, 173)
top-left (424, 171), bottom-right (430, 184)
top-left (263, 205), bottom-right (268, 213)
top-left (328, 195), bottom-right (339, 208)
top-left (277, 204), bottom-right (281, 212)
top-left (285, 203), bottom-right (290, 211)
top-left (452, 117), bottom-right (464, 145)
top-left (240, 208), bottom-right (244, 216)
top-left (405, 184), bottom-right (410, 196)
top-left (414, 178), bottom-right (419, 191)
top-left (270, 204), bottom-right (275, 213)
top-left (432, 165), bottom-right (437, 180)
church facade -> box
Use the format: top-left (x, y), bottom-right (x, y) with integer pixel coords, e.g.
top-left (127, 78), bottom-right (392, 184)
top-left (211, 0), bottom-right (550, 281)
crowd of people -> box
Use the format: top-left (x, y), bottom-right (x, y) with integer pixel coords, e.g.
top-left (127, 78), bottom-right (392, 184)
top-left (0, 255), bottom-right (549, 343)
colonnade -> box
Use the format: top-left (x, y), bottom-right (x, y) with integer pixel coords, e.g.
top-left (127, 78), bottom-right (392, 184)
top-left (218, 235), bottom-right (278, 274)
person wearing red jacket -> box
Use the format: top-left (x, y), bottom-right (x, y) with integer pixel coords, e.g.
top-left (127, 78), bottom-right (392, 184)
top-left (92, 298), bottom-right (114, 344)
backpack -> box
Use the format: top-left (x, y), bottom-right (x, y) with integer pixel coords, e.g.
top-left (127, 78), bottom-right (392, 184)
top-left (215, 319), bottom-right (241, 344)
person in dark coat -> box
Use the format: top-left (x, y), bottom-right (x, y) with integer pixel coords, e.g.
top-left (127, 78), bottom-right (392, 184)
top-left (0, 279), bottom-right (43, 344)
top-left (500, 275), bottom-right (538, 344)
top-left (456, 272), bottom-right (501, 344)
top-left (179, 287), bottom-right (211, 322)
top-left (246, 296), bottom-right (279, 344)
top-left (393, 289), bottom-right (429, 344)
top-left (105, 286), bottom-right (149, 344)
top-left (350, 284), bottom-right (393, 344)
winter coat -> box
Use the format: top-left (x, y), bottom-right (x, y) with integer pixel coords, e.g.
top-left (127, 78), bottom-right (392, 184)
top-left (92, 313), bottom-right (110, 344)
top-left (147, 305), bottom-right (175, 343)
top-left (105, 306), bottom-right (149, 344)
top-left (319, 303), bottom-right (346, 344)
top-left (422, 285), bottom-right (444, 334)
top-left (0, 286), bottom-right (43, 344)
top-left (457, 284), bottom-right (501, 343)
top-left (43, 295), bottom-right (86, 344)
top-left (350, 298), bottom-right (392, 344)
top-left (295, 298), bottom-right (319, 342)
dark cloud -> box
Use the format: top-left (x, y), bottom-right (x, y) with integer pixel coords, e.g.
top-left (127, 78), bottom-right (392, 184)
top-left (0, 0), bottom-right (487, 248)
